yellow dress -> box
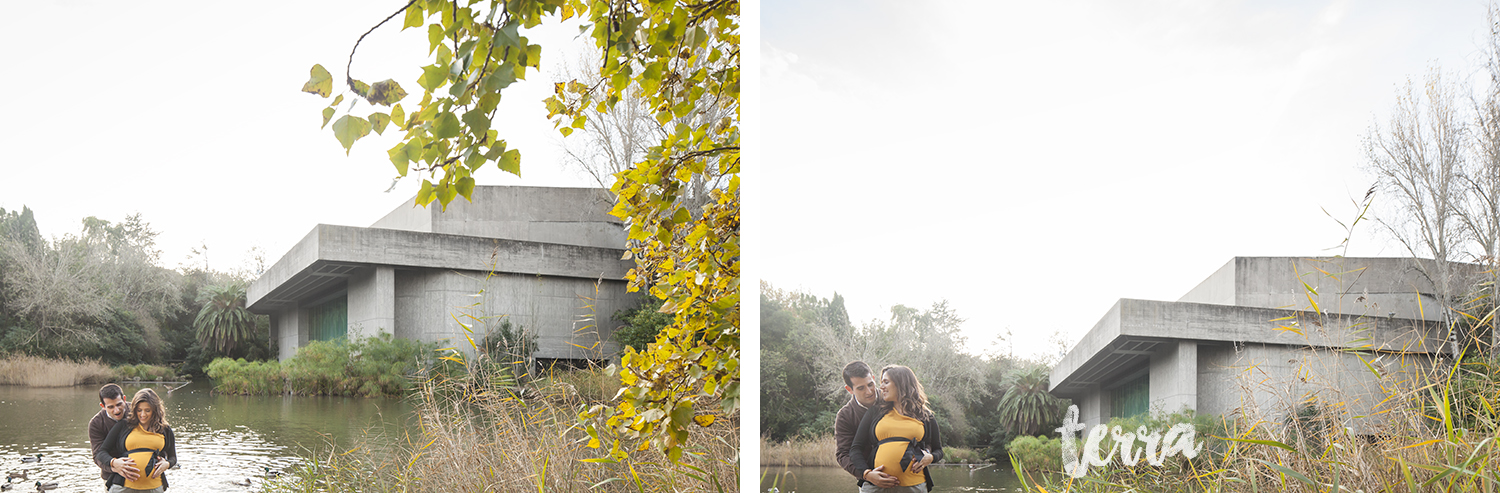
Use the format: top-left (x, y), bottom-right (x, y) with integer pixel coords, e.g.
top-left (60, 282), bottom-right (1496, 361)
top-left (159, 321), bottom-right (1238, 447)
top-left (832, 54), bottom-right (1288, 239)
top-left (871, 410), bottom-right (926, 487)
top-left (123, 425), bottom-right (165, 491)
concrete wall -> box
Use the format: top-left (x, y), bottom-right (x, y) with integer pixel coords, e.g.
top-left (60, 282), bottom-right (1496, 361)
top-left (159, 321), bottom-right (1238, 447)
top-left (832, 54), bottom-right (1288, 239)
top-left (434, 187), bottom-right (624, 249)
top-left (1192, 342), bottom-right (1436, 433)
top-left (369, 201), bottom-right (432, 233)
top-left (1178, 257), bottom-right (1473, 322)
top-left (248, 224), bottom-right (633, 312)
top-left (1179, 259), bottom-right (1237, 306)
top-left (1053, 298), bottom-right (1447, 394)
top-left (366, 186), bottom-right (625, 250)
top-left (1067, 340), bottom-right (1435, 433)
top-left (1056, 257), bottom-right (1460, 434)
top-left (1116, 299), bottom-right (1446, 353)
top-left (391, 268), bottom-right (632, 360)
top-left (1196, 344), bottom-right (1241, 417)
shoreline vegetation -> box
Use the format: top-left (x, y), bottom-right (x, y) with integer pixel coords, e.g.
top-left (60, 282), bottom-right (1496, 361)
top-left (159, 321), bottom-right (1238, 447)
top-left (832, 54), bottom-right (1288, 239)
top-left (0, 354), bottom-right (115, 387)
top-left (268, 355), bottom-right (739, 492)
top-left (0, 355), bottom-right (180, 388)
top-left (205, 333), bottom-right (430, 398)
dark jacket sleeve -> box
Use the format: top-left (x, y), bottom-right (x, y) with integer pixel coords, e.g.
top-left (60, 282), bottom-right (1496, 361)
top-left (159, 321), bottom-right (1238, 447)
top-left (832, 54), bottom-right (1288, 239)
top-left (94, 420), bottom-right (127, 468)
top-left (160, 426), bottom-right (175, 491)
top-left (923, 416), bottom-right (943, 464)
top-left (95, 420), bottom-right (130, 486)
top-left (848, 404), bottom-right (882, 486)
top-left (834, 403), bottom-right (862, 480)
top-left (88, 414), bottom-right (112, 475)
top-left (917, 415), bottom-right (944, 492)
top-left (162, 426), bottom-right (177, 469)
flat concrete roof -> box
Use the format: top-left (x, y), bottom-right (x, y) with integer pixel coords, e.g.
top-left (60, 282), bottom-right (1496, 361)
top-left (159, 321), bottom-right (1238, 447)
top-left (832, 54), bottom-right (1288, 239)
top-left (1048, 298), bottom-right (1446, 398)
top-left (247, 224), bottom-right (631, 313)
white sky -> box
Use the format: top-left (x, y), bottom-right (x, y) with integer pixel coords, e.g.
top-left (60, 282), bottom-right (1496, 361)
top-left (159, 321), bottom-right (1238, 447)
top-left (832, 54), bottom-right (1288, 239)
top-left (761, 0), bottom-right (1495, 360)
top-left (0, 1), bottom-right (601, 275)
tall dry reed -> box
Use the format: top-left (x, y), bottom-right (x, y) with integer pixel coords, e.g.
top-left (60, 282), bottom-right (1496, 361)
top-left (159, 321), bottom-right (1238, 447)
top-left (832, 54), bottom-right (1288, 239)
top-left (1012, 259), bottom-right (1500, 492)
top-left (759, 435), bottom-right (837, 467)
top-left (0, 355), bottom-right (115, 387)
top-left (272, 362), bottom-right (739, 493)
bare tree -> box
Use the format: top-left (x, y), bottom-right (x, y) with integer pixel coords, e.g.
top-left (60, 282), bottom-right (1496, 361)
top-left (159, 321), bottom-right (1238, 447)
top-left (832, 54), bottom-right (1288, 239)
top-left (556, 48), bottom-right (657, 192)
top-left (0, 215), bottom-right (181, 354)
top-left (1365, 67), bottom-right (1469, 303)
top-left (555, 43), bottom-right (736, 211)
top-left (1472, 3), bottom-right (1500, 350)
top-left (0, 234), bottom-right (113, 343)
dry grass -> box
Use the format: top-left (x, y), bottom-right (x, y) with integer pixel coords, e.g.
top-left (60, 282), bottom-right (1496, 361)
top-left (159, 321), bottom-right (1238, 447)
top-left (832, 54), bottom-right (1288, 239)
top-left (1013, 352), bottom-right (1500, 493)
top-left (0, 354), bottom-right (115, 387)
top-left (759, 435), bottom-right (837, 467)
top-left (273, 364), bottom-right (739, 493)
top-left (1012, 259), bottom-right (1500, 492)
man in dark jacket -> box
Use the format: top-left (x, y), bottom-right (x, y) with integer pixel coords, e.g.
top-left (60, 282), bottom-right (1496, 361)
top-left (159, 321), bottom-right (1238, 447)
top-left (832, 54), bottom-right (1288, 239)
top-left (87, 384), bottom-right (141, 490)
top-left (834, 361), bottom-right (897, 488)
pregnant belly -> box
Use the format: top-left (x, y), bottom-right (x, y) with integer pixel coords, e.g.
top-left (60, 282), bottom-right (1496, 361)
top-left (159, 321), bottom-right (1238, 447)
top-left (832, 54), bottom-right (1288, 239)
top-left (124, 450), bottom-right (161, 489)
top-left (873, 442), bottom-right (924, 486)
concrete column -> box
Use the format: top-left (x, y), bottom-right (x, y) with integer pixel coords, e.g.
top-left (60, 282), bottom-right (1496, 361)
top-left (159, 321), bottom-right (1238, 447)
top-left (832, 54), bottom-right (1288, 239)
top-left (1080, 383), bottom-right (1107, 427)
top-left (1150, 341), bottom-right (1198, 414)
top-left (347, 266), bottom-right (397, 340)
top-left (274, 307), bottom-right (302, 361)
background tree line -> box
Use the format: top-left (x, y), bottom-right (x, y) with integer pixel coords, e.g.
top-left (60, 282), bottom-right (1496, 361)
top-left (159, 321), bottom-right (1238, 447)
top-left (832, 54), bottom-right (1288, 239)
top-left (760, 281), bottom-right (1069, 463)
top-left (0, 206), bottom-right (271, 375)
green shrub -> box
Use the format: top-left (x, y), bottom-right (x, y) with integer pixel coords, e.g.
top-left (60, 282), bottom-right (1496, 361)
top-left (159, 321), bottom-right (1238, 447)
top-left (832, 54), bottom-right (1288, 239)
top-left (210, 332), bottom-right (435, 397)
top-left (113, 363), bottom-right (178, 381)
top-left (477, 319), bottom-right (536, 382)
top-left (611, 297), bottom-right (672, 353)
top-left (940, 446), bottom-right (984, 464)
top-left (1008, 435), bottom-right (1061, 473)
top-left (1101, 408), bottom-right (1225, 469)
top-left (206, 358), bottom-right (284, 395)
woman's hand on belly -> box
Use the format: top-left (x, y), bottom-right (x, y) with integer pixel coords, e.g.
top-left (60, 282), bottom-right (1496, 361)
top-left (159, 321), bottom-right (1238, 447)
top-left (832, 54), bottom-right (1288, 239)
top-left (150, 457), bottom-right (170, 478)
top-left (907, 451), bottom-right (933, 474)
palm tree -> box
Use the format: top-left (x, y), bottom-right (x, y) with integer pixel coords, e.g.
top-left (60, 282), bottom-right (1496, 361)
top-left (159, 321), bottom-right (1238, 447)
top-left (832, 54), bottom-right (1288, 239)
top-left (194, 282), bottom-right (253, 356)
top-left (996, 366), bottom-right (1066, 436)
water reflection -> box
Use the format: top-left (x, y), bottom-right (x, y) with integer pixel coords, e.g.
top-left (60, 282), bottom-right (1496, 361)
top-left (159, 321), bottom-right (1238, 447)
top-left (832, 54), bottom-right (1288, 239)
top-left (0, 381), bottom-right (415, 492)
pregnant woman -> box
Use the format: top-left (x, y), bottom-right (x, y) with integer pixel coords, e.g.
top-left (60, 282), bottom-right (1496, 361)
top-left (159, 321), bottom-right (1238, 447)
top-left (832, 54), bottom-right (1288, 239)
top-left (850, 365), bottom-right (944, 493)
top-left (95, 388), bottom-right (177, 493)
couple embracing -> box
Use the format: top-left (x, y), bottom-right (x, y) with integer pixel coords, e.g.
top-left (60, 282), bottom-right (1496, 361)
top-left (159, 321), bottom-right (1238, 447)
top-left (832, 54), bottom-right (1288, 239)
top-left (87, 384), bottom-right (178, 493)
top-left (834, 362), bottom-right (944, 493)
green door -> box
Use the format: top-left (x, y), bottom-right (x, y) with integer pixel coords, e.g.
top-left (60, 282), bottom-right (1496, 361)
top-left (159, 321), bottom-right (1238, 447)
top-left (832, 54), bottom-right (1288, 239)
top-left (308, 296), bottom-right (347, 342)
top-left (1111, 374), bottom-right (1149, 419)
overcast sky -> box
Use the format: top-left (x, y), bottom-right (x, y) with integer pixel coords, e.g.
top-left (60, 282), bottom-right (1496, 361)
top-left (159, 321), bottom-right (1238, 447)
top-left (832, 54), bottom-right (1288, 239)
top-left (761, 0), bottom-right (1495, 360)
top-left (0, 1), bottom-right (599, 275)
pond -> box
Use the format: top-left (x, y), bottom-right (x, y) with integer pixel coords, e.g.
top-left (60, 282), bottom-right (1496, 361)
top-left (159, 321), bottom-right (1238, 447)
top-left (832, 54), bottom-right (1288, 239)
top-left (0, 381), bottom-right (415, 492)
top-left (761, 465), bottom-right (1026, 492)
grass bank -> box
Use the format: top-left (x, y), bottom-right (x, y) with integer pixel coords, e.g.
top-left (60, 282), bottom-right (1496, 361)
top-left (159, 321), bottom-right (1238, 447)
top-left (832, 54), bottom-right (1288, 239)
top-left (269, 360), bottom-right (739, 492)
top-left (0, 354), bottom-right (114, 387)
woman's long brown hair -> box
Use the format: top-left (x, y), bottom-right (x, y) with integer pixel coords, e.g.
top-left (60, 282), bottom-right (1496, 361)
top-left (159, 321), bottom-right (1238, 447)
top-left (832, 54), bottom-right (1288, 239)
top-left (128, 388), bottom-right (169, 434)
top-left (880, 365), bottom-right (932, 421)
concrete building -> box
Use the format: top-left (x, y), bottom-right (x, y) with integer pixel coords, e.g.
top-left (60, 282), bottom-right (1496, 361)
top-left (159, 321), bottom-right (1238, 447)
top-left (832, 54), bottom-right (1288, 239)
top-left (1050, 257), bottom-right (1475, 432)
top-left (247, 186), bottom-right (639, 364)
